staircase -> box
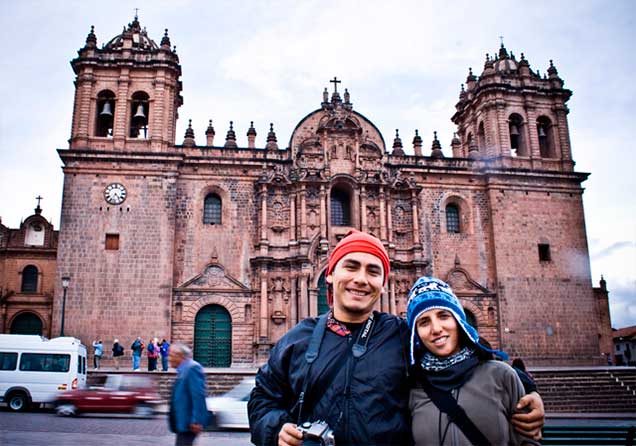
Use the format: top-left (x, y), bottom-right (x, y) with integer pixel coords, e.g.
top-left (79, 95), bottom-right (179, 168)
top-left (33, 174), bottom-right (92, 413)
top-left (531, 367), bottom-right (636, 413)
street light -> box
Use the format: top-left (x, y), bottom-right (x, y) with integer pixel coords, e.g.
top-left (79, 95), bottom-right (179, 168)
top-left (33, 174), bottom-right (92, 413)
top-left (60, 276), bottom-right (70, 337)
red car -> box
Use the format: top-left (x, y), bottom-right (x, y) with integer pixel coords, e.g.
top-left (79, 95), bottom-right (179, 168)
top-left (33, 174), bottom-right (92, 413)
top-left (54, 374), bottom-right (162, 417)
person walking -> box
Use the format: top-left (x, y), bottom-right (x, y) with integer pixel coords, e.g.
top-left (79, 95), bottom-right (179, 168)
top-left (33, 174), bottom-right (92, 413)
top-left (131, 337), bottom-right (144, 371)
top-left (248, 230), bottom-right (546, 446)
top-left (168, 343), bottom-right (209, 446)
top-left (92, 340), bottom-right (103, 370)
top-left (160, 338), bottom-right (170, 371)
top-left (112, 339), bottom-right (124, 370)
top-left (406, 277), bottom-right (538, 445)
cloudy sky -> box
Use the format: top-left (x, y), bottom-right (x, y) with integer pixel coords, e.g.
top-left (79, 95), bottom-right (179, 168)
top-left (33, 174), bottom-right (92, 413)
top-left (1, 0), bottom-right (634, 327)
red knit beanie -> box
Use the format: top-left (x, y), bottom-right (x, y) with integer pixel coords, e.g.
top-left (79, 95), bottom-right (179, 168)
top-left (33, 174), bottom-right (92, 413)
top-left (326, 230), bottom-right (390, 304)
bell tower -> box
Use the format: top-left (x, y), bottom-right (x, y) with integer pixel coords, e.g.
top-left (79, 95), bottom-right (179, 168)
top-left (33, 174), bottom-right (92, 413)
top-left (451, 44), bottom-right (573, 171)
top-left (69, 16), bottom-right (182, 152)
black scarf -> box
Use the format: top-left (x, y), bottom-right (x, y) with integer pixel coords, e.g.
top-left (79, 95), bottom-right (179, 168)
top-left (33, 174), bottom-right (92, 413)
top-left (418, 348), bottom-right (480, 391)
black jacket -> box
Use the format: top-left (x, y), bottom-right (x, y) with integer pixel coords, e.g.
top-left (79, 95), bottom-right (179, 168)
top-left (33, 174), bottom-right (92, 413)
top-left (248, 312), bottom-right (413, 446)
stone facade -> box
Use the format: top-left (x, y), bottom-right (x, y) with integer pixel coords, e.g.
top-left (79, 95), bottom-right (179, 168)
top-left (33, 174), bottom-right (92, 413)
top-left (0, 204), bottom-right (58, 336)
top-left (45, 17), bottom-right (611, 366)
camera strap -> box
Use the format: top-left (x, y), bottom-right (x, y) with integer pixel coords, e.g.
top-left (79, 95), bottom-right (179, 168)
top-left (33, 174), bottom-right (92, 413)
top-left (296, 312), bottom-right (376, 425)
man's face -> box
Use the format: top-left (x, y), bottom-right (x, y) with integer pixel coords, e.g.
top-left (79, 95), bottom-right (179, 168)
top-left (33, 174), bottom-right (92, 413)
top-left (326, 251), bottom-right (385, 323)
top-left (168, 349), bottom-right (184, 368)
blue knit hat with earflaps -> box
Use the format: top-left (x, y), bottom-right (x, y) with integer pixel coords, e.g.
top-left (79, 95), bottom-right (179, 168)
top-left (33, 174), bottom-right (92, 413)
top-left (406, 276), bottom-right (508, 364)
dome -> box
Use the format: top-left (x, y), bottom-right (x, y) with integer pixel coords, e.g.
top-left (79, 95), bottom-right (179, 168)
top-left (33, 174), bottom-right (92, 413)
top-left (104, 17), bottom-right (159, 51)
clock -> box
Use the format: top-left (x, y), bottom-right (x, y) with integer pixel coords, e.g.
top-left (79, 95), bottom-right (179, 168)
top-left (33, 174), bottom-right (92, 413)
top-left (104, 183), bottom-right (127, 205)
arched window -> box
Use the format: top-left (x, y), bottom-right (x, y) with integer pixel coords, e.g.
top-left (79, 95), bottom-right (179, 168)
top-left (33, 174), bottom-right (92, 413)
top-left (129, 91), bottom-right (150, 139)
top-left (330, 188), bottom-right (351, 226)
top-left (96, 90), bottom-right (115, 137)
top-left (21, 265), bottom-right (38, 293)
top-left (537, 116), bottom-right (555, 158)
top-left (509, 113), bottom-right (526, 156)
top-left (203, 193), bottom-right (222, 225)
top-left (446, 204), bottom-right (460, 233)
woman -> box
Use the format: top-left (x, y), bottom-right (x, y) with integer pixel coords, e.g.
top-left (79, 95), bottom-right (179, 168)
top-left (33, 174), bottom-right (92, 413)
top-left (407, 276), bottom-right (537, 445)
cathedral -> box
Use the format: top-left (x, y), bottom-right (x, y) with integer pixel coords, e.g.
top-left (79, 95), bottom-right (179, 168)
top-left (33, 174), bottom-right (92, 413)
top-left (1, 16), bottom-right (614, 366)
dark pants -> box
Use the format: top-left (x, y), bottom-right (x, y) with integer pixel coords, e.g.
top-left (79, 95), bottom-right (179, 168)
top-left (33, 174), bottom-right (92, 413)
top-left (148, 357), bottom-right (157, 371)
top-left (175, 432), bottom-right (197, 446)
top-left (162, 355), bottom-right (169, 371)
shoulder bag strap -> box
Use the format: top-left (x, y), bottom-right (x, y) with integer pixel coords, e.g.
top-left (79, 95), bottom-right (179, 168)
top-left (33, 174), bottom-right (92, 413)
top-left (421, 376), bottom-right (491, 445)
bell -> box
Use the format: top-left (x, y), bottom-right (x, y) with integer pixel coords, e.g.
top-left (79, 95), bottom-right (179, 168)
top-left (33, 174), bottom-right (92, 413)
top-left (538, 126), bottom-right (547, 137)
top-left (99, 101), bottom-right (113, 117)
top-left (133, 104), bottom-right (146, 120)
top-left (509, 123), bottom-right (520, 136)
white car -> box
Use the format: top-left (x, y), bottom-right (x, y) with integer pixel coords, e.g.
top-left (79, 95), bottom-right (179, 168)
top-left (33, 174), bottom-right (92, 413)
top-left (206, 378), bottom-right (254, 430)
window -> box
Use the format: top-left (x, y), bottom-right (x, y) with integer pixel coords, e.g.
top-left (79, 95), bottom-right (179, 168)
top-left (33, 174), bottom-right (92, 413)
top-left (537, 116), bottom-right (555, 158)
top-left (19, 353), bottom-right (70, 372)
top-left (477, 122), bottom-right (486, 150)
top-left (446, 204), bottom-right (460, 233)
top-left (0, 352), bottom-right (18, 371)
top-left (203, 193), bottom-right (222, 224)
top-left (330, 188), bottom-right (351, 226)
top-left (105, 234), bottom-right (119, 250)
top-left (509, 113), bottom-right (526, 156)
top-left (21, 265), bottom-right (38, 293)
top-left (96, 90), bottom-right (115, 137)
top-left (129, 91), bottom-right (149, 138)
top-left (538, 243), bottom-right (551, 262)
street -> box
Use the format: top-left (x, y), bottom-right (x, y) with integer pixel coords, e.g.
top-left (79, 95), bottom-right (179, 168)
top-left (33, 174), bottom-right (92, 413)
top-left (0, 410), bottom-right (253, 446)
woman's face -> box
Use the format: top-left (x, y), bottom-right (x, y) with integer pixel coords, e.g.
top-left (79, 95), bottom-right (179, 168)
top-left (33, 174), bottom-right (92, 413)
top-left (416, 308), bottom-right (461, 358)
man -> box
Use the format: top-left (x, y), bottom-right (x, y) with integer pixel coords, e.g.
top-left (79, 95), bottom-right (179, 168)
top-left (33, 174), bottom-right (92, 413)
top-left (131, 336), bottom-right (144, 371)
top-left (92, 340), bottom-right (103, 370)
top-left (160, 338), bottom-right (171, 371)
top-left (168, 343), bottom-right (209, 446)
top-left (112, 339), bottom-right (124, 370)
top-left (248, 230), bottom-right (545, 446)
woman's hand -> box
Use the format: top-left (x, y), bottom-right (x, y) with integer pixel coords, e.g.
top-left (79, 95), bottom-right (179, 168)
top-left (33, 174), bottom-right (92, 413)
top-left (511, 391), bottom-right (544, 440)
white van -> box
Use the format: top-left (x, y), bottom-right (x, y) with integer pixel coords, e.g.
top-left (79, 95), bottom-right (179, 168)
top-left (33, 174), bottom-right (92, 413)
top-left (0, 334), bottom-right (87, 411)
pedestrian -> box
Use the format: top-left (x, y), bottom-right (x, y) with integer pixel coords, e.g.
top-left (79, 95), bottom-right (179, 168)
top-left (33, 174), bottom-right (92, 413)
top-left (248, 230), bottom-right (546, 446)
top-left (131, 336), bottom-right (144, 370)
top-left (92, 340), bottom-right (103, 370)
top-left (407, 277), bottom-right (539, 445)
top-left (112, 339), bottom-right (124, 370)
top-left (147, 338), bottom-right (159, 371)
top-left (160, 338), bottom-right (170, 371)
top-left (168, 343), bottom-right (209, 446)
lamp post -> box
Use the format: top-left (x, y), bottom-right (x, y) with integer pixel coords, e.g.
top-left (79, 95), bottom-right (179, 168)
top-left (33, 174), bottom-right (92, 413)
top-left (60, 276), bottom-right (70, 337)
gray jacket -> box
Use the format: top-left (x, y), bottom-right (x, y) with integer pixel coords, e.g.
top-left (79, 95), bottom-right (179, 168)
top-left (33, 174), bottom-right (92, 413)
top-left (409, 360), bottom-right (537, 445)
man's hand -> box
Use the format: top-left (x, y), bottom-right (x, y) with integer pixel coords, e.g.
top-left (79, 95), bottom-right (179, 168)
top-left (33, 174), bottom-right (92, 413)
top-left (279, 422), bottom-right (303, 446)
top-left (189, 423), bottom-right (203, 434)
top-left (511, 391), bottom-right (544, 440)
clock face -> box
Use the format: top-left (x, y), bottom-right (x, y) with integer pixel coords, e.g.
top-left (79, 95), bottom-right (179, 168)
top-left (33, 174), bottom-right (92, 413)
top-left (104, 183), bottom-right (127, 205)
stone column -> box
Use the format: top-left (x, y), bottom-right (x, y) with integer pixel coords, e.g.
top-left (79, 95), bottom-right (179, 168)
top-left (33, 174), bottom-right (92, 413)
top-left (555, 106), bottom-right (572, 162)
top-left (379, 188), bottom-right (387, 241)
top-left (259, 268), bottom-right (268, 338)
top-left (386, 188), bottom-right (393, 244)
top-left (299, 273), bottom-right (309, 319)
top-left (411, 189), bottom-right (420, 245)
top-left (113, 69), bottom-right (130, 149)
top-left (260, 184), bottom-right (268, 242)
top-left (290, 275), bottom-right (298, 326)
top-left (290, 191), bottom-right (297, 242)
top-left (389, 277), bottom-right (396, 315)
top-left (360, 185), bottom-right (368, 232)
top-left (319, 184), bottom-right (327, 239)
top-left (300, 184), bottom-right (307, 240)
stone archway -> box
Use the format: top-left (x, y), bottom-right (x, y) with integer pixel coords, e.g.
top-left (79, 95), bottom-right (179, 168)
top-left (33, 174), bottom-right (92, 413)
top-left (193, 304), bottom-right (232, 367)
top-left (10, 312), bottom-right (43, 335)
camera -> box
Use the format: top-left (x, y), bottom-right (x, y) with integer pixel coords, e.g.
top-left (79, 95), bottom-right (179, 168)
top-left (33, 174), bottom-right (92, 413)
top-left (297, 420), bottom-right (335, 446)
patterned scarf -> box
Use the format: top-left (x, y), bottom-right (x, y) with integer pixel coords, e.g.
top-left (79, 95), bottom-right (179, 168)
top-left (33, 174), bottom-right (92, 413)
top-left (326, 310), bottom-right (352, 337)
top-left (419, 346), bottom-right (480, 391)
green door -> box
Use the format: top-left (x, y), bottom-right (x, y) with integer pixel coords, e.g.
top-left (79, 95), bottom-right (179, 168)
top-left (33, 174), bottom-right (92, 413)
top-left (10, 312), bottom-right (43, 335)
top-left (194, 304), bottom-right (231, 367)
top-left (317, 272), bottom-right (330, 315)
